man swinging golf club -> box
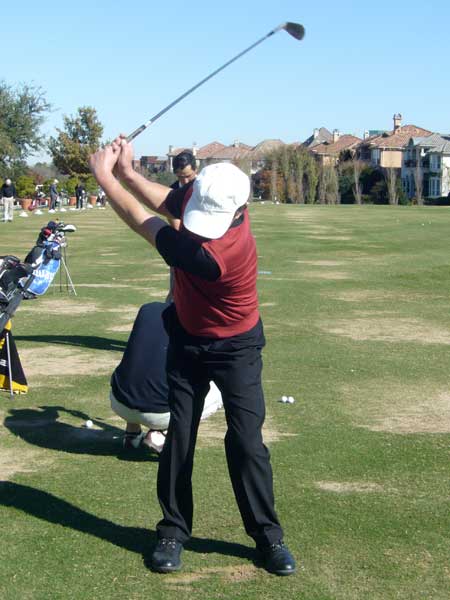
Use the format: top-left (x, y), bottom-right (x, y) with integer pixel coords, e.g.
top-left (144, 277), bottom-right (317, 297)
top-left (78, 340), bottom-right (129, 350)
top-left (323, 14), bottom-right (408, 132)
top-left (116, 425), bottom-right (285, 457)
top-left (89, 136), bottom-right (296, 576)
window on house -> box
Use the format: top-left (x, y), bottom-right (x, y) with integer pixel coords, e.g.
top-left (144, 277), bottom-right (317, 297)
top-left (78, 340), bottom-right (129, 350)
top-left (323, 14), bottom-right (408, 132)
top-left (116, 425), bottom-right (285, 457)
top-left (429, 177), bottom-right (441, 197)
top-left (430, 154), bottom-right (442, 170)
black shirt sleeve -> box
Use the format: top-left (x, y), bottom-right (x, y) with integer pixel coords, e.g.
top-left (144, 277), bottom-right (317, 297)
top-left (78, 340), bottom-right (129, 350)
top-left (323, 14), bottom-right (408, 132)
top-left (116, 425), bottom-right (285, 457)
top-left (164, 182), bottom-right (192, 219)
top-left (155, 226), bottom-right (220, 281)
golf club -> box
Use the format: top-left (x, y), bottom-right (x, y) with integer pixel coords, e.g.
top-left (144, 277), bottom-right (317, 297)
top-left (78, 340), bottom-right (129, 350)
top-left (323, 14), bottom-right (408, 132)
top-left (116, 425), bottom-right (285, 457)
top-left (126, 22), bottom-right (305, 142)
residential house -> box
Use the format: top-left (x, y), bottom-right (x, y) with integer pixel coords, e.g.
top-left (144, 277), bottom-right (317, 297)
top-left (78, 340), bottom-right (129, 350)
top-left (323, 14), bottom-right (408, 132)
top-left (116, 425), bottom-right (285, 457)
top-left (303, 127), bottom-right (333, 149)
top-left (402, 133), bottom-right (450, 199)
top-left (195, 141), bottom-right (227, 168)
top-left (164, 139), bottom-right (284, 173)
top-left (246, 139), bottom-right (285, 173)
top-left (363, 114), bottom-right (432, 168)
top-left (201, 140), bottom-right (252, 168)
top-left (310, 130), bottom-right (362, 166)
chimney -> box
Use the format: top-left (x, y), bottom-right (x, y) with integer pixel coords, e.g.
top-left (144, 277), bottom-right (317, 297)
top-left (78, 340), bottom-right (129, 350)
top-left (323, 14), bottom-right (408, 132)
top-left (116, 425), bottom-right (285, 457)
top-left (313, 128), bottom-right (319, 139)
top-left (363, 130), bottom-right (370, 140)
top-left (333, 129), bottom-right (340, 143)
top-left (168, 145), bottom-right (174, 154)
top-left (192, 142), bottom-right (197, 156)
top-left (393, 113), bottom-right (402, 131)
top-left (233, 139), bottom-right (240, 147)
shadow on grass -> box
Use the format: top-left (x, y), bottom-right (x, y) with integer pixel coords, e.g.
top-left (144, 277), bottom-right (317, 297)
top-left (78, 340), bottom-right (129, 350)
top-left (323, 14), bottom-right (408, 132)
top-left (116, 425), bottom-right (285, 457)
top-left (0, 482), bottom-right (255, 564)
top-left (4, 405), bottom-right (157, 462)
top-left (14, 334), bottom-right (126, 352)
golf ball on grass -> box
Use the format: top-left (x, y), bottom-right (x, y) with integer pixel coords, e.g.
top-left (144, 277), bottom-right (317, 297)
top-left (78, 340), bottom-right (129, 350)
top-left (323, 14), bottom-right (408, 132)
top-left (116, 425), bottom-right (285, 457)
top-left (85, 419), bottom-right (94, 428)
top-left (279, 395), bottom-right (295, 404)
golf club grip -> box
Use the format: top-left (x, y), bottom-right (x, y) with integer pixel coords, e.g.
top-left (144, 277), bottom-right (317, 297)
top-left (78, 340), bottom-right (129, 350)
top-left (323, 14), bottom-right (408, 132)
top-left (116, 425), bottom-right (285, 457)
top-left (127, 124), bottom-right (148, 142)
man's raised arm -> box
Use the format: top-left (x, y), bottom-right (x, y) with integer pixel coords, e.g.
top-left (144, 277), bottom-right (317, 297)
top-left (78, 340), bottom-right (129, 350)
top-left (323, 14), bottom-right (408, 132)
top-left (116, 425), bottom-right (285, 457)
top-left (89, 140), bottom-right (168, 247)
top-left (112, 135), bottom-right (173, 220)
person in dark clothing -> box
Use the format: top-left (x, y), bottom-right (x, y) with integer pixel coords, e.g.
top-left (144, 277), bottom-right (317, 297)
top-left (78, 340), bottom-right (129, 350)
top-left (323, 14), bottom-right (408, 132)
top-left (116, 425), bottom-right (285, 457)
top-left (1, 179), bottom-right (17, 222)
top-left (170, 150), bottom-right (197, 190)
top-left (111, 301), bottom-right (222, 454)
top-left (75, 182), bottom-right (85, 210)
top-left (49, 179), bottom-right (59, 212)
top-left (89, 136), bottom-right (296, 577)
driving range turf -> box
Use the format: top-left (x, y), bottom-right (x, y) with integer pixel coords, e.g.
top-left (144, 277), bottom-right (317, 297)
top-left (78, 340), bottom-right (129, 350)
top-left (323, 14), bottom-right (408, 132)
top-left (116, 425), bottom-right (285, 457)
top-left (0, 203), bottom-right (449, 599)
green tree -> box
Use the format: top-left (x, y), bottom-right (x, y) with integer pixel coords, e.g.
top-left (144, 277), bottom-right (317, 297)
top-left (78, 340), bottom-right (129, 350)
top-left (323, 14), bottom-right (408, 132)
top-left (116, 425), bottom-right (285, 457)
top-left (48, 106), bottom-right (103, 177)
top-left (15, 175), bottom-right (36, 199)
top-left (0, 81), bottom-right (51, 179)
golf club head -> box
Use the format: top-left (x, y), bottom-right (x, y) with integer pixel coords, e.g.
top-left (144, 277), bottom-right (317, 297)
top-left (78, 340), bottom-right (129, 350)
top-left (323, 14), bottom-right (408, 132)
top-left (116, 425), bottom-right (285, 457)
top-left (283, 22), bottom-right (305, 41)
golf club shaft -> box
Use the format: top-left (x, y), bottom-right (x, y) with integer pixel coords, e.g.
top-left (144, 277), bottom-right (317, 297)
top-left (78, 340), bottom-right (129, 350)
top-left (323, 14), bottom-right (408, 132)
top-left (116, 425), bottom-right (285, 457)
top-left (126, 24), bottom-right (287, 142)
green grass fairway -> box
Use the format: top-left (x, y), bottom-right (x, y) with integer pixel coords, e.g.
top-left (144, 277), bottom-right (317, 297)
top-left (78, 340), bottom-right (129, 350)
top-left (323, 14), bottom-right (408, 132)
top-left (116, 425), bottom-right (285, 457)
top-left (1, 204), bottom-right (449, 599)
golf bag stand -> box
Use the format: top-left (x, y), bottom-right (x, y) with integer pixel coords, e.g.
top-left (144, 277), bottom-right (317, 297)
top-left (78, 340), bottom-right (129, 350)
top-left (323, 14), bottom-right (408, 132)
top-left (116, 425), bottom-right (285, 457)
top-left (59, 244), bottom-right (77, 296)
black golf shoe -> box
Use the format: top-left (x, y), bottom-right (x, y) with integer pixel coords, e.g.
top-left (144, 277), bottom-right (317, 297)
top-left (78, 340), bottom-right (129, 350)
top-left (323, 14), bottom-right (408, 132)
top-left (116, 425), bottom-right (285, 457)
top-left (151, 538), bottom-right (183, 573)
top-left (258, 540), bottom-right (296, 576)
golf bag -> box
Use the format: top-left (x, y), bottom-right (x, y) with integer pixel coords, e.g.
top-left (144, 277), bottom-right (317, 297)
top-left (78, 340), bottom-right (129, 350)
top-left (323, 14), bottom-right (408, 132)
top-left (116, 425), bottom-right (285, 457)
top-left (0, 221), bottom-right (76, 330)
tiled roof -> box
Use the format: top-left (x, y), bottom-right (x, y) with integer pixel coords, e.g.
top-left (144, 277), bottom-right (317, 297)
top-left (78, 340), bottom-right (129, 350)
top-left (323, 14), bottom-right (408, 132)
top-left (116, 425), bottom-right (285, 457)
top-left (211, 144), bottom-right (252, 160)
top-left (370, 125), bottom-right (432, 149)
top-left (415, 133), bottom-right (450, 153)
top-left (311, 135), bottom-right (362, 155)
top-left (303, 127), bottom-right (333, 148)
top-left (249, 139), bottom-right (285, 157)
top-left (196, 141), bottom-right (227, 159)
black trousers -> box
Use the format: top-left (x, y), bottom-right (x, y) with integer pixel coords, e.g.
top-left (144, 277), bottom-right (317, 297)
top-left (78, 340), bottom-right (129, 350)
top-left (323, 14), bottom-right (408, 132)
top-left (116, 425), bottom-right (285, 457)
top-left (156, 306), bottom-right (283, 547)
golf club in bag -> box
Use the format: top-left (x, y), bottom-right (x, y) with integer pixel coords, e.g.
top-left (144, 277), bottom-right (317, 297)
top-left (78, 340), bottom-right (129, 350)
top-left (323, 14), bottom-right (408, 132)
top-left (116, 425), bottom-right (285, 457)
top-left (0, 221), bottom-right (77, 331)
top-left (127, 22), bottom-right (305, 142)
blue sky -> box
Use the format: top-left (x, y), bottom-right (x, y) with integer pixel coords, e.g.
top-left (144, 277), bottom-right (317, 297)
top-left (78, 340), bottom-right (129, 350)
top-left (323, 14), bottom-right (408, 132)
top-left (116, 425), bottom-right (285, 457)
top-left (2, 0), bottom-right (450, 162)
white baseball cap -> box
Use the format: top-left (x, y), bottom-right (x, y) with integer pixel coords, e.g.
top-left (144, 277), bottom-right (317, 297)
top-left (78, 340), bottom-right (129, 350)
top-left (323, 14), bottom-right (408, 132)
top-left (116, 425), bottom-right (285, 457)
top-left (183, 163), bottom-right (250, 239)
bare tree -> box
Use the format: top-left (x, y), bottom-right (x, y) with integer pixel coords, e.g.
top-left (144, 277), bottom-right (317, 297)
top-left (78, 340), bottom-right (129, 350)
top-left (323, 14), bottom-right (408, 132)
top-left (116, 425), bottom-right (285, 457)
top-left (352, 158), bottom-right (364, 204)
top-left (264, 145), bottom-right (318, 203)
top-left (287, 174), bottom-right (296, 203)
top-left (270, 158), bottom-right (278, 202)
top-left (318, 165), bottom-right (327, 204)
top-left (384, 167), bottom-right (399, 205)
top-left (293, 151), bottom-right (305, 204)
top-left (413, 156), bottom-right (423, 205)
top-left (318, 164), bottom-right (339, 204)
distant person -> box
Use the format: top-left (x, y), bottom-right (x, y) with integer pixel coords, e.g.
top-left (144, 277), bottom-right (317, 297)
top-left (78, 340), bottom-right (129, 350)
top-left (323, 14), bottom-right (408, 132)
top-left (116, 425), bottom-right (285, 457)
top-left (170, 151), bottom-right (197, 189)
top-left (1, 178), bottom-right (16, 223)
top-left (49, 179), bottom-right (59, 213)
top-left (75, 182), bottom-right (85, 210)
top-left (110, 302), bottom-right (222, 454)
top-left (96, 187), bottom-right (106, 207)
